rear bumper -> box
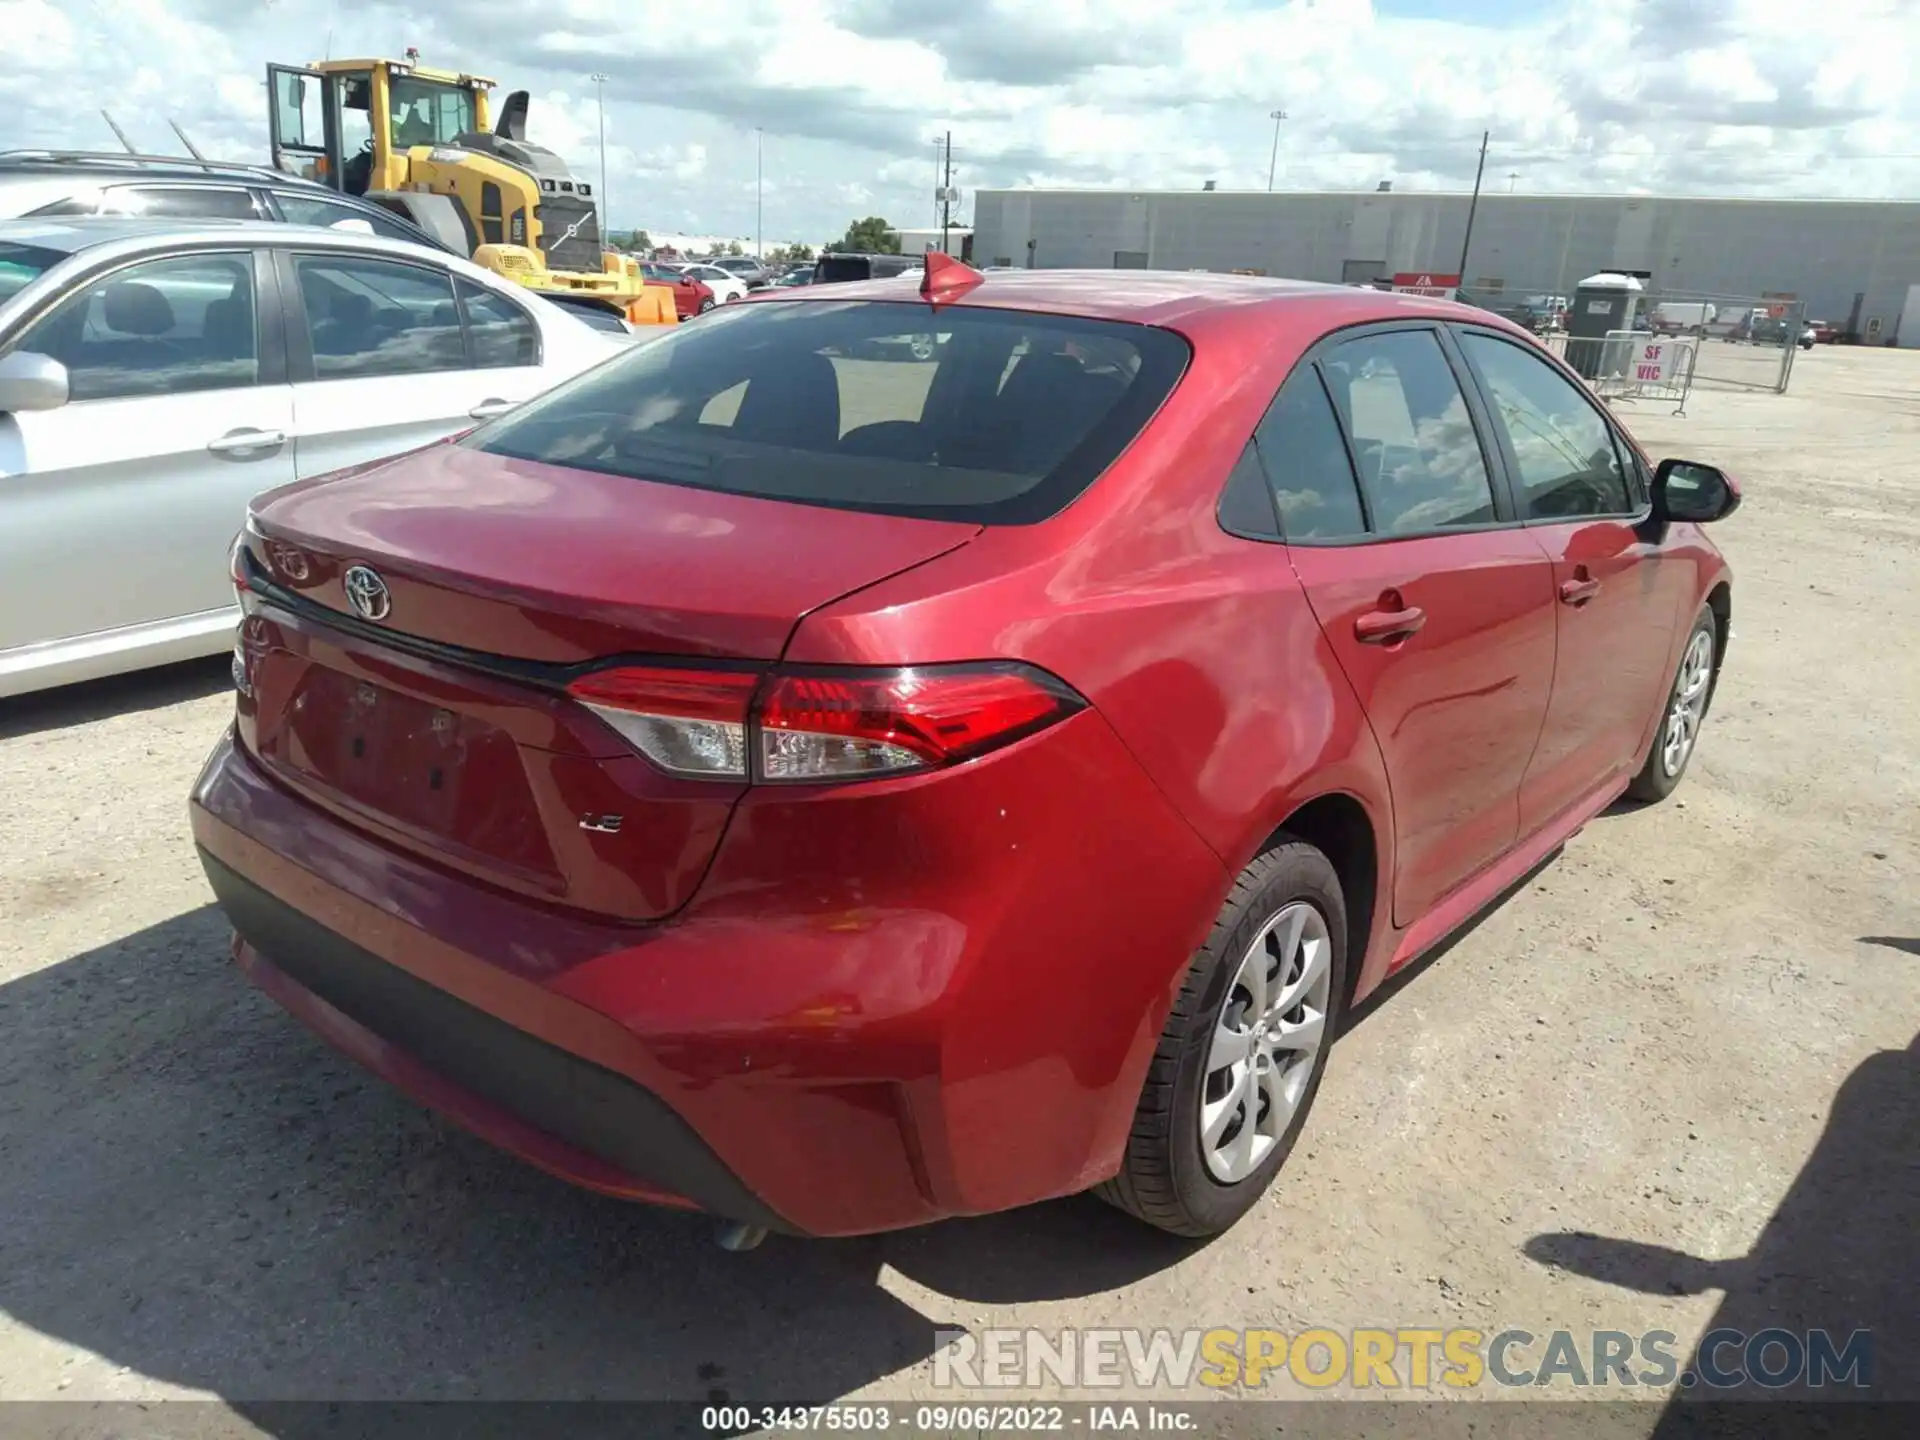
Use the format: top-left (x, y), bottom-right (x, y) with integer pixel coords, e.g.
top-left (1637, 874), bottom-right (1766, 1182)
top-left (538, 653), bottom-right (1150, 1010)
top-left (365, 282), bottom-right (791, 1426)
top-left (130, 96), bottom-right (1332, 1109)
top-left (191, 716), bottom-right (1227, 1236)
top-left (202, 847), bottom-right (788, 1230)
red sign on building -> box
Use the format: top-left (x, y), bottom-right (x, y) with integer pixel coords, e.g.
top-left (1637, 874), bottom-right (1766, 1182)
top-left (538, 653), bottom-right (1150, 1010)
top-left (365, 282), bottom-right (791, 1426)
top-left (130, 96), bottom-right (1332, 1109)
top-left (1390, 271), bottom-right (1463, 299)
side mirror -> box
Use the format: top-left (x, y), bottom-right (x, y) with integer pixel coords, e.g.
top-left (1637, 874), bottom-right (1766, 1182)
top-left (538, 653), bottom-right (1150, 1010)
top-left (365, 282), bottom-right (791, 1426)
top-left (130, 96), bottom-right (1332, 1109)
top-left (1653, 458), bottom-right (1741, 524)
top-left (0, 352), bottom-right (70, 414)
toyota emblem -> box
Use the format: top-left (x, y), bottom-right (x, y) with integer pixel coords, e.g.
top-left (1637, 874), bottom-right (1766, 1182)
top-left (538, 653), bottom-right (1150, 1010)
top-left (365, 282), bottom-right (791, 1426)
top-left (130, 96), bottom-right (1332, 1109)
top-left (342, 565), bottom-right (392, 622)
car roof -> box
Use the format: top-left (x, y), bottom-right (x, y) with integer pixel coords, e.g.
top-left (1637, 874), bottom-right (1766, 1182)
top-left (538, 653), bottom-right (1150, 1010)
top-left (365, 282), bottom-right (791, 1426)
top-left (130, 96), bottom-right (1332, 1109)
top-left (762, 267), bottom-right (1503, 333)
top-left (0, 216), bottom-right (502, 287)
top-left (0, 215), bottom-right (281, 254)
top-left (0, 152), bottom-right (322, 190)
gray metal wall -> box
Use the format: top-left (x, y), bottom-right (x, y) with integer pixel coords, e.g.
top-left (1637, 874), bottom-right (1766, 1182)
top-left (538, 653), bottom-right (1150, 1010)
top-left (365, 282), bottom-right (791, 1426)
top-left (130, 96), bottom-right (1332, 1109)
top-left (972, 189), bottom-right (1920, 341)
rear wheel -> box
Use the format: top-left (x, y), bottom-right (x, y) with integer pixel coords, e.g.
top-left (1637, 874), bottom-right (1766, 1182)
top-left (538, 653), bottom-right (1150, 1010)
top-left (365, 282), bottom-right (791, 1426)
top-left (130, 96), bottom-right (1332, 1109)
top-left (698, 298), bottom-right (716, 314)
top-left (1095, 839), bottom-right (1347, 1237)
top-left (1627, 607), bottom-right (1718, 802)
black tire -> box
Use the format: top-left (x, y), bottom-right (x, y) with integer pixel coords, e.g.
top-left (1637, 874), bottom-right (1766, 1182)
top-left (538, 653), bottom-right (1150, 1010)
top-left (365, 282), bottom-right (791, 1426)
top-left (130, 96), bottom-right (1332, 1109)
top-left (1095, 839), bottom-right (1348, 1238)
top-left (698, 298), bottom-right (716, 314)
top-left (1627, 606), bottom-right (1719, 803)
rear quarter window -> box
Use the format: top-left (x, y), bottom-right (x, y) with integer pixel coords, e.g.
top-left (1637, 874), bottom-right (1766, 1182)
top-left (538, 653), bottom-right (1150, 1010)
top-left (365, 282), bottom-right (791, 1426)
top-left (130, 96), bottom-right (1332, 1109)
top-left (472, 299), bottom-right (1189, 524)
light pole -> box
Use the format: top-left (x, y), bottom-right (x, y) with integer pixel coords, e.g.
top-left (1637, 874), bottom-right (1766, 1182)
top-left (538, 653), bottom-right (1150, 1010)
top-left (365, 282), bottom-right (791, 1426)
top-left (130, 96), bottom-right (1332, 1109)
top-left (1508, 171), bottom-right (1519, 193)
top-left (1266, 108), bottom-right (1288, 191)
top-left (755, 127), bottom-right (763, 260)
top-left (940, 129), bottom-right (953, 256)
top-left (1457, 129), bottom-right (1490, 277)
top-left (590, 73), bottom-right (609, 240)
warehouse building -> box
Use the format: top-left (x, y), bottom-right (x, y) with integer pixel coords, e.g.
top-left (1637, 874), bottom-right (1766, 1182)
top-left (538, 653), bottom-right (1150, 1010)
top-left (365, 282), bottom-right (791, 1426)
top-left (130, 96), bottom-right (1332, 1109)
top-left (971, 189), bottom-right (1920, 343)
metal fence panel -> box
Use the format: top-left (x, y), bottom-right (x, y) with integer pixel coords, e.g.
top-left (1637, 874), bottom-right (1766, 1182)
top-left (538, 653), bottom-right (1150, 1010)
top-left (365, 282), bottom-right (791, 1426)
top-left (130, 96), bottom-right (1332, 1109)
top-left (1649, 291), bottom-right (1804, 394)
top-left (1458, 282), bottom-right (1808, 396)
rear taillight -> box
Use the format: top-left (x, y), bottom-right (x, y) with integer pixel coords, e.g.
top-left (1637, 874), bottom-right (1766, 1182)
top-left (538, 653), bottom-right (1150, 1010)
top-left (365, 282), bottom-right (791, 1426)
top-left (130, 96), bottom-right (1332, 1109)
top-left (567, 666), bottom-right (758, 779)
top-left (758, 667), bottom-right (1080, 780)
top-left (566, 662), bottom-right (1083, 784)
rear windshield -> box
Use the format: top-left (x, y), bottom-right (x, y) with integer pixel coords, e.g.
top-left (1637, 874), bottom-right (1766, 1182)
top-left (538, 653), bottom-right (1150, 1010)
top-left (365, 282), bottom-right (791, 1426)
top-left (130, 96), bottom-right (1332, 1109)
top-left (472, 298), bottom-right (1189, 524)
top-left (0, 242), bottom-right (66, 305)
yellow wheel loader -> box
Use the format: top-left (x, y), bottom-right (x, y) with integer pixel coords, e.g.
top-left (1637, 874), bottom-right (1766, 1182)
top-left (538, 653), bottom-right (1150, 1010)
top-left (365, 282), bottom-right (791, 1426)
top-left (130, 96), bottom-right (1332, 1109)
top-left (267, 53), bottom-right (673, 327)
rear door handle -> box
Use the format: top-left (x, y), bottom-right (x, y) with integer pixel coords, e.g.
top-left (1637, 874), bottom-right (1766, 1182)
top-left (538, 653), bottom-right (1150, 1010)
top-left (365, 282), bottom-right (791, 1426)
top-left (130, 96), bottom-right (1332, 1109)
top-left (1559, 576), bottom-right (1602, 606)
top-left (207, 427), bottom-right (287, 457)
top-left (1354, 606), bottom-right (1427, 644)
top-left (469, 398), bottom-right (516, 420)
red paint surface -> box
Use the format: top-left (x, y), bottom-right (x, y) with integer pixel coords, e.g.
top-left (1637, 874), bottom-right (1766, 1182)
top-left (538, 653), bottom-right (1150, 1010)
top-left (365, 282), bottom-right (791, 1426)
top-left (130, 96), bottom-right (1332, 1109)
top-left (195, 275), bottom-right (1732, 1233)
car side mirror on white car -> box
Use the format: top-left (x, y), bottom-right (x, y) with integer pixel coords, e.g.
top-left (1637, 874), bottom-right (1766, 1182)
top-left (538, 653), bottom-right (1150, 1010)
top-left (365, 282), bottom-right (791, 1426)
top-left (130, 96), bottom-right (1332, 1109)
top-left (0, 352), bottom-right (70, 414)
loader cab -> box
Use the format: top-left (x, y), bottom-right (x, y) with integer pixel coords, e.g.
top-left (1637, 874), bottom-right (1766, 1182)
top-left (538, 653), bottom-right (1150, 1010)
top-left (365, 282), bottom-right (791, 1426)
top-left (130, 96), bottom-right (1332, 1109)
top-left (267, 54), bottom-right (604, 275)
top-left (269, 59), bottom-right (493, 198)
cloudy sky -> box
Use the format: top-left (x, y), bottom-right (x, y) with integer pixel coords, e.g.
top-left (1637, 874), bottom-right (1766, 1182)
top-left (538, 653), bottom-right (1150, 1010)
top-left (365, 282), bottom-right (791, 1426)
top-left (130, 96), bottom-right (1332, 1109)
top-left (6, 0), bottom-right (1916, 246)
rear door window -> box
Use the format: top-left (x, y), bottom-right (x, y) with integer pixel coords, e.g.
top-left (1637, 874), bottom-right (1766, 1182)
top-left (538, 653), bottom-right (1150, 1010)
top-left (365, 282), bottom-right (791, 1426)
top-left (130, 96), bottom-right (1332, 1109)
top-left (474, 300), bottom-right (1189, 523)
top-left (456, 278), bottom-right (539, 368)
top-left (291, 253), bottom-right (466, 379)
top-left (1253, 367), bottom-right (1369, 540)
top-left (1319, 330), bottom-right (1497, 535)
top-left (11, 251), bottom-right (259, 400)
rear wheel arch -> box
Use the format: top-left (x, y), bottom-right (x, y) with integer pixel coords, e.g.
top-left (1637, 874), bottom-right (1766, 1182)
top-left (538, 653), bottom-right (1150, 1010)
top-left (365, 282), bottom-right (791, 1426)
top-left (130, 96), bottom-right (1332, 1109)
top-left (1253, 792), bottom-right (1381, 1011)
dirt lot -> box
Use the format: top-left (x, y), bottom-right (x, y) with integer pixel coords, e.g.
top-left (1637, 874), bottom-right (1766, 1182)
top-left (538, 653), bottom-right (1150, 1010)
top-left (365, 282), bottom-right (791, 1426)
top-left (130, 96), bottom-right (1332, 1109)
top-left (0, 343), bottom-right (1914, 1422)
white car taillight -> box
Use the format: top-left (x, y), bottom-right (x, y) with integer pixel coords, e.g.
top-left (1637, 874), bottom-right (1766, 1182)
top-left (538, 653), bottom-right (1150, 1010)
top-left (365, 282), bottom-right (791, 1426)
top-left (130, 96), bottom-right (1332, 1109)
top-left (229, 531), bottom-right (251, 606)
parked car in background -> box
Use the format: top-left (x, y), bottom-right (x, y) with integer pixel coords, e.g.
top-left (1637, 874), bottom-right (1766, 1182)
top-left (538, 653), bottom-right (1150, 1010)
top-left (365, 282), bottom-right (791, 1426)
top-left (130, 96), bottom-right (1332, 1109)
top-left (1704, 306), bottom-right (1758, 339)
top-left (637, 260), bottom-right (714, 317)
top-left (538, 293), bottom-right (640, 338)
top-left (0, 217), bottom-right (622, 697)
top-left (0, 149), bottom-right (453, 252)
top-left (710, 255), bottom-right (772, 289)
top-left (1651, 301), bottom-right (1716, 335)
top-left (772, 269), bottom-right (813, 288)
top-left (193, 265), bottom-right (1738, 1245)
top-left (1804, 320), bottom-right (1838, 344)
top-left (671, 262), bottom-right (748, 303)
top-left (811, 251), bottom-right (921, 284)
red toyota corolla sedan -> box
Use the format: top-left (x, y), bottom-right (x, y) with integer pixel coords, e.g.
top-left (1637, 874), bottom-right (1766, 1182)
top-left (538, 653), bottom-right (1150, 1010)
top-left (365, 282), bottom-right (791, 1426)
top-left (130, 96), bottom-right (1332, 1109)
top-left (192, 259), bottom-right (1738, 1243)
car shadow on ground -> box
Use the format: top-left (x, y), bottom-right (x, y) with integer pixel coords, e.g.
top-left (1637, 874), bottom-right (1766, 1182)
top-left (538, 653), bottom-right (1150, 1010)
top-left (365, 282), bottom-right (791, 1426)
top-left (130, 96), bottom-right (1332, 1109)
top-left (0, 656), bottom-right (230, 741)
top-left (0, 907), bottom-right (1197, 1414)
top-left (1525, 1013), bottom-right (1918, 1410)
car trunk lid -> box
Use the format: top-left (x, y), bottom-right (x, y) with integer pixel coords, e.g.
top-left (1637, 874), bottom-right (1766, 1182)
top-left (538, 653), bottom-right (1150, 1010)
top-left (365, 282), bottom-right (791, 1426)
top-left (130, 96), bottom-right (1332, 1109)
top-left (235, 445), bottom-right (978, 919)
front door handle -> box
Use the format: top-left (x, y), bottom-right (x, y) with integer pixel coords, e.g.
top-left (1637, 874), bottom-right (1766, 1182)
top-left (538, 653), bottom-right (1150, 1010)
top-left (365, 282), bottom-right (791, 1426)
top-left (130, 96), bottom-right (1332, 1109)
top-left (207, 427), bottom-right (287, 457)
top-left (1354, 605), bottom-right (1427, 644)
top-left (1559, 574), bottom-right (1602, 606)
top-left (469, 398), bottom-right (516, 420)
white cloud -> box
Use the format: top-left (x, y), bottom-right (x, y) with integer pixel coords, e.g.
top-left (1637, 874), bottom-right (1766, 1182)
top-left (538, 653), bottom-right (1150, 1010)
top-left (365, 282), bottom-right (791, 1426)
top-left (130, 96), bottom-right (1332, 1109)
top-left (1, 0), bottom-right (1912, 246)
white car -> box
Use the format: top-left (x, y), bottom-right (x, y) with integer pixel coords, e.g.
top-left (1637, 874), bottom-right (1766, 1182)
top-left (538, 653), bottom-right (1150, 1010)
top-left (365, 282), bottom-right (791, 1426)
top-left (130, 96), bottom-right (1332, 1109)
top-left (0, 217), bottom-right (623, 698)
top-left (671, 263), bottom-right (749, 304)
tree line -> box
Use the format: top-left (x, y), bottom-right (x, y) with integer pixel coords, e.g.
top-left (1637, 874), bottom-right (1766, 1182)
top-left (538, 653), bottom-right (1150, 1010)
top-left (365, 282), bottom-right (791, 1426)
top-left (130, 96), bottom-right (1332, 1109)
top-left (607, 217), bottom-right (903, 260)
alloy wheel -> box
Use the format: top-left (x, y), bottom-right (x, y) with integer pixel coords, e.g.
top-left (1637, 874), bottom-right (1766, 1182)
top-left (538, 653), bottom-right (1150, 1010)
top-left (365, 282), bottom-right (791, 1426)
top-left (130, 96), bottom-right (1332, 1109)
top-left (1200, 901), bottom-right (1332, 1184)
top-left (1661, 628), bottom-right (1715, 778)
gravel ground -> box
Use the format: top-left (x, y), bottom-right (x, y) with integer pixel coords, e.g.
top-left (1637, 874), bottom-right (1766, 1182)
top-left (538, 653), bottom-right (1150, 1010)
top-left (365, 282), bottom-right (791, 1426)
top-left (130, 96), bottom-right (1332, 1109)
top-left (0, 343), bottom-right (1914, 1424)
